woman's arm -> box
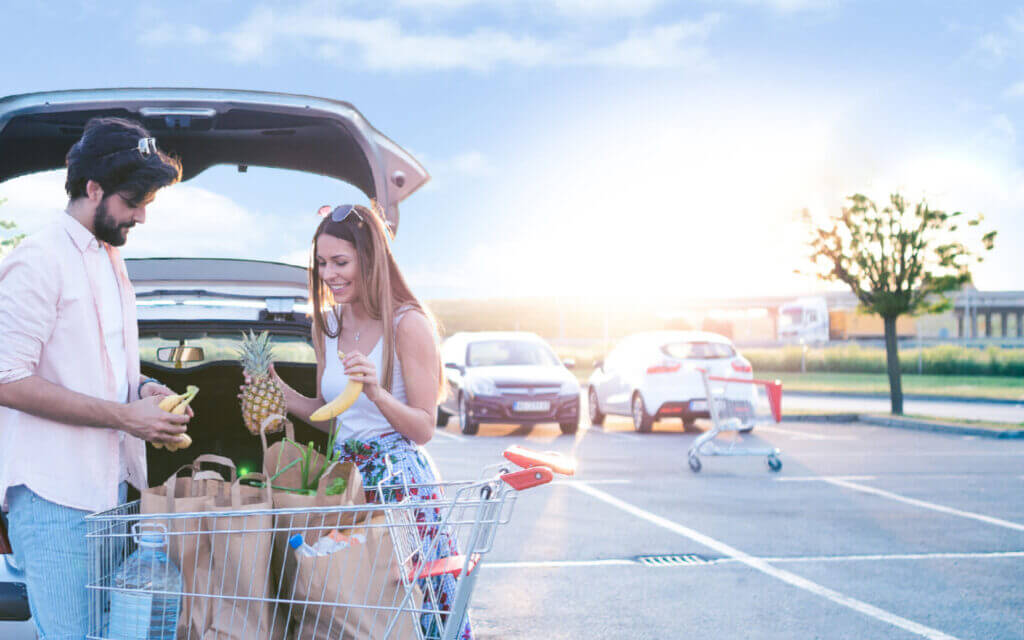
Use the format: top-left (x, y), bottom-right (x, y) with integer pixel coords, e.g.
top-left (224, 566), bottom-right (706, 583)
top-left (347, 311), bottom-right (439, 445)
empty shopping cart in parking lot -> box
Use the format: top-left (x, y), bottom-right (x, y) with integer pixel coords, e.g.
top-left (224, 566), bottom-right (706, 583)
top-left (687, 369), bottom-right (783, 473)
top-left (85, 446), bottom-right (574, 640)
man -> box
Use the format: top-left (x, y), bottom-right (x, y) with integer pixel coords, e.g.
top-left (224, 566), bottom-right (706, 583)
top-left (0, 117), bottom-right (190, 640)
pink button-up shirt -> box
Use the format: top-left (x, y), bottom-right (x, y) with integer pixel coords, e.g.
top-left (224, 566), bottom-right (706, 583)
top-left (0, 213), bottom-right (146, 513)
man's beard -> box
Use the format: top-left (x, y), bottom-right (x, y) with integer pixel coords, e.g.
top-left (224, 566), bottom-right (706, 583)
top-left (93, 198), bottom-right (134, 247)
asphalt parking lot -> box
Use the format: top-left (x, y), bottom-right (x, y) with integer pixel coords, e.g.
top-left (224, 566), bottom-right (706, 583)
top-left (425, 411), bottom-right (1024, 640)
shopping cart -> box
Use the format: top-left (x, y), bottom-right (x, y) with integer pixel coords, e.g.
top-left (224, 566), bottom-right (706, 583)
top-left (686, 369), bottom-right (783, 473)
top-left (85, 445), bottom-right (574, 640)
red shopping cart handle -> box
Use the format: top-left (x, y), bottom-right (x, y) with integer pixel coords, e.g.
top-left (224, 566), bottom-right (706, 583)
top-left (503, 445), bottom-right (576, 476)
top-left (501, 466), bottom-right (554, 491)
top-left (408, 553), bottom-right (480, 582)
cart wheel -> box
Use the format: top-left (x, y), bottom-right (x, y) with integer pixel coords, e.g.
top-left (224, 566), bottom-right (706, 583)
top-left (767, 455), bottom-right (782, 472)
top-left (688, 454), bottom-right (702, 473)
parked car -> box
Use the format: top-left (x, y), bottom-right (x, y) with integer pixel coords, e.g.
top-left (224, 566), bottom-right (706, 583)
top-left (437, 332), bottom-right (581, 435)
top-left (0, 87), bottom-right (428, 639)
top-left (587, 331), bottom-right (755, 433)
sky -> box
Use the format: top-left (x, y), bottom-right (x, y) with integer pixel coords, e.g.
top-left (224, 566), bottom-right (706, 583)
top-left (0, 0), bottom-right (1021, 302)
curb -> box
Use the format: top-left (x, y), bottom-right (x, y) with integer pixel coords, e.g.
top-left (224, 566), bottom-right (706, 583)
top-left (784, 390), bottom-right (1024, 406)
top-left (781, 413), bottom-right (859, 423)
top-left (783, 413), bottom-right (1024, 439)
top-left (857, 414), bottom-right (1024, 439)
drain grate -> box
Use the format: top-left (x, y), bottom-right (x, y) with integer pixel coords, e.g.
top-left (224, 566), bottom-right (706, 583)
top-left (636, 554), bottom-right (711, 567)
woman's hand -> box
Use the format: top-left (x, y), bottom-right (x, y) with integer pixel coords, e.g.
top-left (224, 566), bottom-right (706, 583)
top-left (343, 351), bottom-right (381, 403)
top-left (238, 363), bottom-right (286, 402)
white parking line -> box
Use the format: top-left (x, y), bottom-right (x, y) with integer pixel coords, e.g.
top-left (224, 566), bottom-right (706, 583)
top-left (570, 481), bottom-right (962, 640)
top-left (757, 425), bottom-right (857, 441)
top-left (776, 475), bottom-right (877, 482)
top-left (488, 559), bottom-right (635, 569)
top-left (823, 478), bottom-right (1024, 532)
top-left (551, 479), bottom-right (630, 486)
top-left (485, 550), bottom-right (1024, 570)
top-left (432, 430), bottom-right (464, 442)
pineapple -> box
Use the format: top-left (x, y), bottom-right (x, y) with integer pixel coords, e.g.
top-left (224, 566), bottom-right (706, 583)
top-left (237, 330), bottom-right (289, 434)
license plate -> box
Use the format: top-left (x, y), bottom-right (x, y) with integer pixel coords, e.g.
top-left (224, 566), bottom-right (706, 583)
top-left (513, 400), bottom-right (550, 412)
top-left (689, 400), bottom-right (708, 411)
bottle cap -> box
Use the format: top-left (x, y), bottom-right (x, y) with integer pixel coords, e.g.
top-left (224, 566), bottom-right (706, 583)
top-left (289, 534), bottom-right (304, 549)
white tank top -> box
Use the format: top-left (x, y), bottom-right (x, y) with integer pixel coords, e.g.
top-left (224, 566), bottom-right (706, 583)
top-left (321, 306), bottom-right (412, 443)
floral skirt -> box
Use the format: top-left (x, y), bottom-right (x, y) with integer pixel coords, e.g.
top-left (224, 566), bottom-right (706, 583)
top-left (334, 431), bottom-right (473, 640)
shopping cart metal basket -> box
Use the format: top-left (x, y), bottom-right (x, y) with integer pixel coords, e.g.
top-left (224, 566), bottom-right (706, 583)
top-left (86, 445), bottom-right (574, 640)
top-left (686, 369), bottom-right (783, 473)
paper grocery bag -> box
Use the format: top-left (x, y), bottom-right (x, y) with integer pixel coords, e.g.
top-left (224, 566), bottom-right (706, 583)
top-left (141, 454), bottom-right (237, 640)
top-left (202, 474), bottom-right (287, 640)
top-left (286, 514), bottom-right (423, 640)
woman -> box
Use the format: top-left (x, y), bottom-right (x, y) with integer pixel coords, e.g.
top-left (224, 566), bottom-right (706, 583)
top-left (263, 202), bottom-right (471, 639)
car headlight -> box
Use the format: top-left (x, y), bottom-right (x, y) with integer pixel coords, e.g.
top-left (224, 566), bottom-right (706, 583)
top-left (560, 379), bottom-right (580, 396)
top-left (468, 377), bottom-right (497, 396)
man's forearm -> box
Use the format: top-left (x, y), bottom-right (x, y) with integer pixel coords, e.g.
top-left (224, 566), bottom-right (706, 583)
top-left (0, 374), bottom-right (125, 430)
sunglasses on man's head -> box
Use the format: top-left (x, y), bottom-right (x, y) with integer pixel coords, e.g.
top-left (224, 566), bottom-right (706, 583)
top-left (318, 204), bottom-right (364, 224)
top-left (100, 137), bottom-right (159, 160)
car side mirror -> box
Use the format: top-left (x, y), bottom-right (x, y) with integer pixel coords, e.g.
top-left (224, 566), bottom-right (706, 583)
top-left (444, 362), bottom-right (465, 374)
top-left (157, 346), bottom-right (205, 368)
top-left (562, 358), bottom-right (576, 370)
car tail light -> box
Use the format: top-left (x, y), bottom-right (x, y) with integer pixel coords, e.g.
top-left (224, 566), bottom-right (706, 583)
top-left (646, 362), bottom-right (681, 374)
top-left (731, 359), bottom-right (752, 373)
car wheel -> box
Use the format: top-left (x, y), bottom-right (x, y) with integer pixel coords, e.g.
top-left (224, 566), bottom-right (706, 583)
top-left (436, 408), bottom-right (450, 427)
top-left (682, 417), bottom-right (698, 431)
top-left (631, 393), bottom-right (653, 433)
top-left (560, 420), bottom-right (579, 435)
top-left (588, 387), bottom-right (605, 427)
top-left (459, 394), bottom-right (479, 436)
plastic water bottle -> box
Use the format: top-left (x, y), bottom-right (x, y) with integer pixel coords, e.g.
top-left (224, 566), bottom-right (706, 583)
top-left (108, 523), bottom-right (183, 640)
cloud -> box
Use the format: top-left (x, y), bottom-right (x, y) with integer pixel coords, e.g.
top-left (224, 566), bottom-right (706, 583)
top-left (0, 171), bottom-right (311, 264)
top-left (136, 6), bottom-right (720, 72)
top-left (581, 14), bottom-right (720, 69)
top-left (976, 33), bottom-right (1011, 60)
top-left (1004, 81), bottom-right (1024, 99)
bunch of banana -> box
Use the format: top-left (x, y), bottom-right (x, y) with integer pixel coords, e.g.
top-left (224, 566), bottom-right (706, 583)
top-left (308, 356), bottom-right (362, 422)
top-left (153, 385), bottom-right (199, 451)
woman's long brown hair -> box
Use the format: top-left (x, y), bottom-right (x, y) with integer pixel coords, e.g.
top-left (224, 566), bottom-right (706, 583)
top-left (308, 202), bottom-right (443, 396)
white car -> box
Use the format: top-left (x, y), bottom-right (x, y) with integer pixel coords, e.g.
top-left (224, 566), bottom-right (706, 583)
top-left (587, 331), bottom-right (756, 433)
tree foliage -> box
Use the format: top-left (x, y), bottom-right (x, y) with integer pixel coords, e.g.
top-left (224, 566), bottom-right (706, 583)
top-left (805, 193), bottom-right (996, 320)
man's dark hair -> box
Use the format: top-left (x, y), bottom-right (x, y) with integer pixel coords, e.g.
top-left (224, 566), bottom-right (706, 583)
top-left (65, 117), bottom-right (182, 205)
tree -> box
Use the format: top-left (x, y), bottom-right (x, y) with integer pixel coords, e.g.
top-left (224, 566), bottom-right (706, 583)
top-left (803, 193), bottom-right (996, 415)
top-left (0, 198), bottom-right (25, 259)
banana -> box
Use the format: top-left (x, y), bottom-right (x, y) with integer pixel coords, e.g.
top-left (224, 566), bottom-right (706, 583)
top-left (153, 386), bottom-right (199, 450)
top-left (309, 377), bottom-right (363, 422)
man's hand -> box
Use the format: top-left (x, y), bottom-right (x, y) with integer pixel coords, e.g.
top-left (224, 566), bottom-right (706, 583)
top-left (120, 396), bottom-right (190, 445)
top-left (141, 381), bottom-right (194, 417)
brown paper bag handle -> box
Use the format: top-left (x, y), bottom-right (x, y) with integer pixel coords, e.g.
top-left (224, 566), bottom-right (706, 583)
top-left (191, 454), bottom-right (237, 483)
top-left (314, 461), bottom-right (365, 505)
top-left (162, 458), bottom-right (235, 512)
top-left (258, 413), bottom-right (295, 476)
top-left (229, 472), bottom-right (273, 507)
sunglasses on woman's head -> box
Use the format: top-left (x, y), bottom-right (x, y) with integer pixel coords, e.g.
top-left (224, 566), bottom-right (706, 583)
top-left (318, 204), bottom-right (363, 224)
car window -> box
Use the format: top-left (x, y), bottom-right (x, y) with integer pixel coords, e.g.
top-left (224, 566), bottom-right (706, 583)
top-left (466, 340), bottom-right (559, 367)
top-left (140, 333), bottom-right (316, 369)
top-left (662, 341), bottom-right (735, 360)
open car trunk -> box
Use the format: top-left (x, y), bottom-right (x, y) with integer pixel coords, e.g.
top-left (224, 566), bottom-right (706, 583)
top-left (0, 88), bottom-right (429, 232)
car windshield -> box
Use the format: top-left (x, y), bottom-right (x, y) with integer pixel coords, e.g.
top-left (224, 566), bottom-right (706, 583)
top-left (662, 341), bottom-right (736, 360)
top-left (466, 340), bottom-right (560, 367)
top-left (140, 332), bottom-right (316, 369)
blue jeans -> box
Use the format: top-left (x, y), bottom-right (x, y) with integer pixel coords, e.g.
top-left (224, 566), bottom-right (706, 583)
top-left (6, 483), bottom-right (127, 640)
